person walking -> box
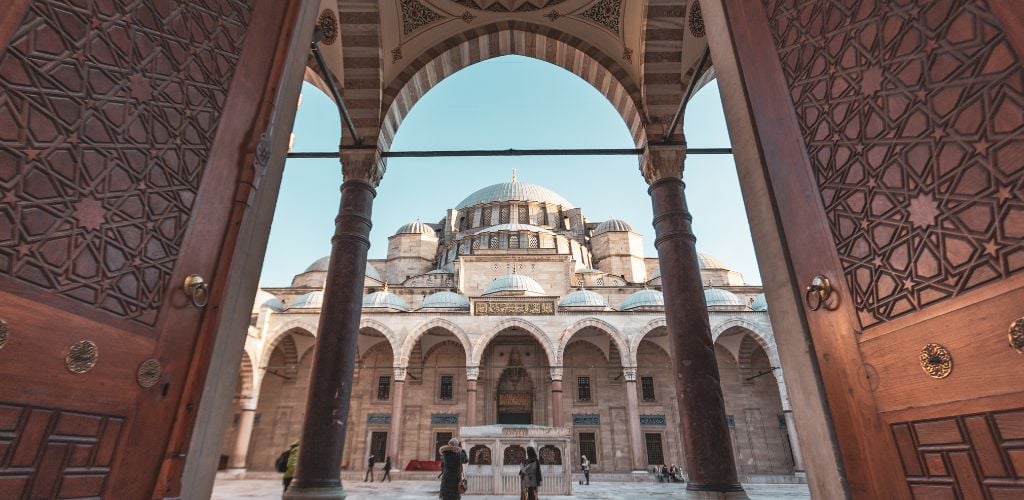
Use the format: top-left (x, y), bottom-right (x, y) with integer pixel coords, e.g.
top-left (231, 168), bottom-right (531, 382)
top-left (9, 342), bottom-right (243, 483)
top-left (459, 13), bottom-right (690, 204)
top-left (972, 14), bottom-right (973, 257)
top-left (580, 454), bottom-right (590, 485)
top-left (365, 454), bottom-right (376, 482)
top-left (519, 446), bottom-right (542, 500)
top-left (282, 441), bottom-right (299, 492)
top-left (382, 456), bottom-right (392, 482)
top-left (438, 437), bottom-right (467, 500)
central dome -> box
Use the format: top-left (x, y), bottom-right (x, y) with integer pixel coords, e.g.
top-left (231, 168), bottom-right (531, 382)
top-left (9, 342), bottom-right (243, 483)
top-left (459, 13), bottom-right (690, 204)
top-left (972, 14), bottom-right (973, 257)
top-left (483, 274), bottom-right (546, 296)
top-left (456, 180), bottom-right (574, 210)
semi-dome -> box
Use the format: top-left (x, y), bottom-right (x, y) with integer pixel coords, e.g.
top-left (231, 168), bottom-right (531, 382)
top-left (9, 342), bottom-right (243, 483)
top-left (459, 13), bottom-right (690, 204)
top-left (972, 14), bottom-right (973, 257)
top-left (290, 290), bottom-right (324, 309)
top-left (698, 253), bottom-right (729, 270)
top-left (394, 220), bottom-right (436, 237)
top-left (456, 180), bottom-right (574, 209)
top-left (592, 219), bottom-right (634, 236)
top-left (704, 288), bottom-right (745, 307)
top-left (483, 274), bottom-right (546, 296)
top-left (751, 293), bottom-right (768, 311)
top-left (559, 289), bottom-right (609, 308)
top-left (304, 256), bottom-right (383, 282)
top-left (253, 290), bottom-right (285, 312)
top-left (620, 289), bottom-right (665, 310)
top-left (419, 291), bottom-right (470, 310)
top-left (362, 290), bottom-right (410, 311)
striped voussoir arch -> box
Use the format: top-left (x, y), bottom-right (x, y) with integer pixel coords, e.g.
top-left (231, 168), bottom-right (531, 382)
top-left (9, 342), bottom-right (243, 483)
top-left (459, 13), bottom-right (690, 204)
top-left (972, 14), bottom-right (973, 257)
top-left (336, 0), bottom-right (384, 146)
top-left (376, 21), bottom-right (650, 152)
top-left (642, 0), bottom-right (687, 142)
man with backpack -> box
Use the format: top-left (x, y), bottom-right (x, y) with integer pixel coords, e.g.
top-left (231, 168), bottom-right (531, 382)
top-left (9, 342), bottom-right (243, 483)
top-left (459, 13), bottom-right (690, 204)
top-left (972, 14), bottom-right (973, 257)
top-left (276, 441), bottom-right (299, 492)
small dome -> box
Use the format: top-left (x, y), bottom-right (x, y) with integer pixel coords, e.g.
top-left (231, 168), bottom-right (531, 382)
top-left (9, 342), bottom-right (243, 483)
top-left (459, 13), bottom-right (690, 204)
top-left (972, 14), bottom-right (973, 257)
top-left (290, 290), bottom-right (324, 309)
top-left (559, 289), bottom-right (609, 308)
top-left (305, 256), bottom-right (383, 282)
top-left (362, 291), bottom-right (410, 311)
top-left (620, 289), bottom-right (665, 310)
top-left (751, 293), bottom-right (768, 311)
top-left (456, 180), bottom-right (574, 209)
top-left (592, 219), bottom-right (634, 236)
top-left (483, 274), bottom-right (545, 296)
top-left (253, 290), bottom-right (285, 312)
top-left (704, 288), bottom-right (745, 307)
top-left (395, 220), bottom-right (436, 237)
top-left (698, 253), bottom-right (729, 270)
top-left (420, 291), bottom-right (470, 310)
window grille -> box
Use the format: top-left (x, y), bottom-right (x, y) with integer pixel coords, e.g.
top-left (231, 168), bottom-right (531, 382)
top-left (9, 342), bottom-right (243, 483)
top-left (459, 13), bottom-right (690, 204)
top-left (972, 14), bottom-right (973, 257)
top-left (518, 205), bottom-right (529, 224)
top-left (528, 235), bottom-right (539, 248)
top-left (500, 205), bottom-right (510, 224)
top-left (482, 207), bottom-right (492, 225)
top-left (579, 432), bottom-right (597, 464)
top-left (371, 431), bottom-right (388, 460)
top-left (509, 235), bottom-right (519, 248)
top-left (439, 375), bottom-right (454, 400)
top-left (377, 375), bottom-right (391, 400)
top-left (577, 376), bottom-right (592, 402)
top-left (644, 433), bottom-right (665, 465)
top-left (641, 376), bottom-right (656, 401)
top-left (472, 238), bottom-right (480, 250)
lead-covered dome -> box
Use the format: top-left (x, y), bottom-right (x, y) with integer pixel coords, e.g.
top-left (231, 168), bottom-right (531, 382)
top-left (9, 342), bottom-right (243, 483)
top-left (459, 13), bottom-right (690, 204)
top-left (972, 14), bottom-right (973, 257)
top-left (456, 180), bottom-right (574, 209)
top-left (620, 289), bottom-right (665, 311)
top-left (751, 293), bottom-right (768, 311)
top-left (559, 289), bottom-right (609, 308)
top-left (394, 220), bottom-right (436, 237)
top-left (419, 291), bottom-right (470, 310)
top-left (704, 288), bottom-right (745, 307)
top-left (304, 256), bottom-right (383, 282)
top-left (253, 290), bottom-right (285, 312)
top-left (483, 274), bottom-right (546, 296)
top-left (290, 290), bottom-right (324, 309)
top-left (362, 291), bottom-right (410, 311)
top-left (592, 219), bottom-right (634, 236)
top-left (698, 253), bottom-right (729, 270)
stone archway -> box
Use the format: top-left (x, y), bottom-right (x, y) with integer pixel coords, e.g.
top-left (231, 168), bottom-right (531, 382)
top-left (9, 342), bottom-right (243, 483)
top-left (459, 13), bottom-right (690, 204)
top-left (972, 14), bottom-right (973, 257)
top-left (496, 349), bottom-right (535, 424)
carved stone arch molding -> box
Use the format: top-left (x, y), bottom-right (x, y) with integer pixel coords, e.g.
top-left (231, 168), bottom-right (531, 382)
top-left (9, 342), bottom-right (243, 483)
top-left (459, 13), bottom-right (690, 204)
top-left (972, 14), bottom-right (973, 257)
top-left (360, 317), bottom-right (402, 361)
top-left (474, 317), bottom-right (556, 366)
top-left (401, 317), bottom-right (474, 366)
top-left (556, 317), bottom-right (629, 366)
top-left (630, 317), bottom-right (667, 365)
top-left (376, 21), bottom-right (649, 152)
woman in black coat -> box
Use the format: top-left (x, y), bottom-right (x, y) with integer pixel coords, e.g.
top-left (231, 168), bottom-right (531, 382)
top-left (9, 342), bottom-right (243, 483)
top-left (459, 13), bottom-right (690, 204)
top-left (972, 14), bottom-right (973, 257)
top-left (438, 437), bottom-right (468, 500)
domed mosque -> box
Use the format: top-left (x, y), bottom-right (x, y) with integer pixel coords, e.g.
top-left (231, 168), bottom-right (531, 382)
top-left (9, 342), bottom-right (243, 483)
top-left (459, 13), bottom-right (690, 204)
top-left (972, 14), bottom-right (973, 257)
top-left (235, 175), bottom-right (799, 480)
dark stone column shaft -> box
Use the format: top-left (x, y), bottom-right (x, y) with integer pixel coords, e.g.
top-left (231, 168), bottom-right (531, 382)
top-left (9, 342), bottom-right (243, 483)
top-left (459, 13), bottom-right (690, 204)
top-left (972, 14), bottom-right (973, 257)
top-left (649, 176), bottom-right (743, 492)
top-left (288, 178), bottom-right (375, 493)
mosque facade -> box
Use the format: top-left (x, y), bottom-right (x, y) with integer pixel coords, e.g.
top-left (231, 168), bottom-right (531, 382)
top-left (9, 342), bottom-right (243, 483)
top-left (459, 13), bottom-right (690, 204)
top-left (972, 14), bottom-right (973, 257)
top-left (222, 179), bottom-right (802, 479)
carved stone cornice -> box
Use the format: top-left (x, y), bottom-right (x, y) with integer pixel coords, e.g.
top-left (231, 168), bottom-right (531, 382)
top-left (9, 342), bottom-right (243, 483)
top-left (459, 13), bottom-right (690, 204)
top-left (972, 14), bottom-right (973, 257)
top-left (641, 143), bottom-right (686, 184)
top-left (340, 148), bottom-right (386, 187)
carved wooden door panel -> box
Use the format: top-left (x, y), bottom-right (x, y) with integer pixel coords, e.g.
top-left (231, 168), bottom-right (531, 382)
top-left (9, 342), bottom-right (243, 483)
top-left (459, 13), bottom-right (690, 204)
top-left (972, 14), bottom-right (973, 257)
top-left (0, 1), bottom-right (293, 497)
top-left (707, 0), bottom-right (1024, 498)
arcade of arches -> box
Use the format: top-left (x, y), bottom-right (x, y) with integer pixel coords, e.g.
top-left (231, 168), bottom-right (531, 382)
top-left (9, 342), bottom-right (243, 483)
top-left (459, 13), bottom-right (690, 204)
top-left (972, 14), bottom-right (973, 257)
top-left (1, 1), bottom-right (1022, 499)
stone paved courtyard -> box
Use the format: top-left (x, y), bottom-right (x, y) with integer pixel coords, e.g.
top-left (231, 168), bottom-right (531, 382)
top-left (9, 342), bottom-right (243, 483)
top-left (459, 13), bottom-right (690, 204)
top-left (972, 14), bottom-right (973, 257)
top-left (212, 479), bottom-right (811, 499)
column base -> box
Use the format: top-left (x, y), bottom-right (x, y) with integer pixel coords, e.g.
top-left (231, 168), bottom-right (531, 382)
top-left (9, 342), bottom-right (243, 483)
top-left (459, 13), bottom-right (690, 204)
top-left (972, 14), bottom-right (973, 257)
top-left (680, 491), bottom-right (749, 500)
top-left (283, 485), bottom-right (347, 499)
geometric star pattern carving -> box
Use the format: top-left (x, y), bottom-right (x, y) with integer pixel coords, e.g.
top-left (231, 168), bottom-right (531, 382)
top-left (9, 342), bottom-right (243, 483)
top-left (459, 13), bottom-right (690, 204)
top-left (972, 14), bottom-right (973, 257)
top-left (0, 0), bottom-right (252, 324)
top-left (764, 0), bottom-right (1024, 327)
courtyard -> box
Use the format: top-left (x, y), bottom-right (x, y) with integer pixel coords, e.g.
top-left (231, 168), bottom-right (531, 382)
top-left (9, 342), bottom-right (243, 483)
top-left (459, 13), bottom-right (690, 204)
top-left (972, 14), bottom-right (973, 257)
top-left (212, 478), bottom-right (810, 500)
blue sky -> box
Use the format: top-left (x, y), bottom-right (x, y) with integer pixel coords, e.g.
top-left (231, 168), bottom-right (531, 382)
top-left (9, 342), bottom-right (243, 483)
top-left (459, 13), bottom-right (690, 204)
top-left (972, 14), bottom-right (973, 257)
top-left (260, 55), bottom-right (760, 287)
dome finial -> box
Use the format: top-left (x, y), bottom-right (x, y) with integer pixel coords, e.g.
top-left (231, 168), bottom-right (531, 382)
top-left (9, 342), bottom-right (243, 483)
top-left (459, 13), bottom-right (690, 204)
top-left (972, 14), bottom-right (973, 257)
top-left (383, 281), bottom-right (389, 292)
top-left (511, 168), bottom-right (517, 182)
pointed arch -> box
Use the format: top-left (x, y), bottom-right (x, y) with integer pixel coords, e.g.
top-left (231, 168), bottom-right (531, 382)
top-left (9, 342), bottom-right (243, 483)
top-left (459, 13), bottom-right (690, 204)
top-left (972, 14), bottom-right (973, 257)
top-left (711, 317), bottom-right (780, 367)
top-left (473, 318), bottom-right (555, 366)
top-left (630, 317), bottom-right (668, 365)
top-left (400, 318), bottom-right (473, 367)
top-left (359, 318), bottom-right (401, 361)
top-left (556, 318), bottom-right (629, 367)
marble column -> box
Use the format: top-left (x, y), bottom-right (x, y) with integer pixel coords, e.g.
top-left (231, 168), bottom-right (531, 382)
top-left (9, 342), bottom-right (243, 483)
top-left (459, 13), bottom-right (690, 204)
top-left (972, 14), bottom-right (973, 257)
top-left (623, 368), bottom-right (646, 471)
top-left (387, 367), bottom-right (406, 468)
top-left (784, 410), bottom-right (806, 475)
top-left (228, 405), bottom-right (257, 470)
top-left (466, 366), bottom-right (480, 426)
top-left (285, 150), bottom-right (383, 499)
top-left (550, 368), bottom-right (564, 427)
top-left (644, 145), bottom-right (744, 493)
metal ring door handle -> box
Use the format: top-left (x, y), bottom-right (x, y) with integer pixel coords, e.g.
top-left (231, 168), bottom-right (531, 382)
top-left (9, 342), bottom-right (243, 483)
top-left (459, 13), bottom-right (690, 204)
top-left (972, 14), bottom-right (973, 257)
top-left (183, 274), bottom-right (209, 308)
top-left (805, 275), bottom-right (832, 311)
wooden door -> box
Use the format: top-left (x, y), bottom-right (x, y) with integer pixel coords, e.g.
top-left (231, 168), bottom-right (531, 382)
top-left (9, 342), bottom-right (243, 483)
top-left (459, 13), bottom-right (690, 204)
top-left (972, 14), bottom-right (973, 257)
top-left (706, 0), bottom-right (1024, 498)
top-left (0, 1), bottom-right (298, 497)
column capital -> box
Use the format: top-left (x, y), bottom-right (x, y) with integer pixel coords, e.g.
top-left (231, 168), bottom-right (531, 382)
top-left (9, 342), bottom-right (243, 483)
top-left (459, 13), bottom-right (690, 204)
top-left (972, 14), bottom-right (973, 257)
top-left (340, 147), bottom-right (385, 187)
top-left (393, 366), bottom-right (407, 382)
top-left (641, 143), bottom-right (686, 184)
top-left (466, 366), bottom-right (480, 381)
top-left (622, 367), bottom-right (637, 382)
top-left (549, 366), bottom-right (563, 382)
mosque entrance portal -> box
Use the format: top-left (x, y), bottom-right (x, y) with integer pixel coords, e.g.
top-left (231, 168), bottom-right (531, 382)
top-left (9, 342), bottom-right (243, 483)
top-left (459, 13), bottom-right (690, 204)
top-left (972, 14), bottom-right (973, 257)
top-left (496, 351), bottom-right (534, 425)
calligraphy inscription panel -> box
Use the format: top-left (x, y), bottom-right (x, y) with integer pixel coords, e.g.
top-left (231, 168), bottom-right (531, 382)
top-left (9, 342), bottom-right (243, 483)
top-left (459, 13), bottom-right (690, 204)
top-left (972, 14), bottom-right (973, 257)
top-left (474, 301), bottom-right (554, 316)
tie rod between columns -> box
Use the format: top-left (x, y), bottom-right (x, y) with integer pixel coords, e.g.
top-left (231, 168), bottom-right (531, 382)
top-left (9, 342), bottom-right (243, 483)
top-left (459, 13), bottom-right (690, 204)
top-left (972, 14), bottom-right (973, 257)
top-left (287, 147), bottom-right (733, 159)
